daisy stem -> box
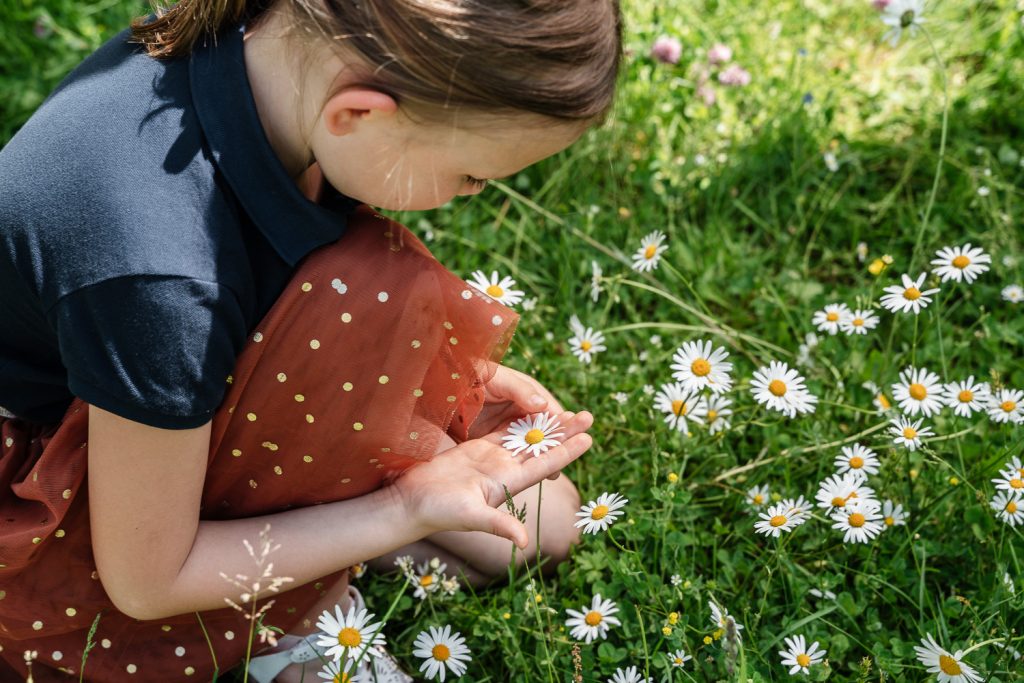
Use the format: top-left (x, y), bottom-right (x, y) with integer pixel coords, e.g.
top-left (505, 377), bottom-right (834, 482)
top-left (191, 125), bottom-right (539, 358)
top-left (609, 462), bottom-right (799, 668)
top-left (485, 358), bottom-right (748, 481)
top-left (606, 526), bottom-right (636, 554)
top-left (960, 636), bottom-right (1012, 656)
top-left (912, 26), bottom-right (949, 270)
top-left (911, 314), bottom-right (919, 366)
top-left (194, 612), bottom-right (219, 682)
top-left (661, 259), bottom-right (714, 319)
top-left (634, 604), bottom-right (652, 682)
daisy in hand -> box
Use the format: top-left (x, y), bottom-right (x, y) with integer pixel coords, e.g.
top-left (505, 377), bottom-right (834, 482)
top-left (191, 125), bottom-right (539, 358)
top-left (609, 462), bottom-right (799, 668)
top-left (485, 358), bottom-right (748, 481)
top-left (501, 413), bottom-right (564, 457)
top-left (574, 492), bottom-right (628, 534)
top-left (879, 272), bottom-right (940, 315)
top-left (466, 270), bottom-right (524, 306)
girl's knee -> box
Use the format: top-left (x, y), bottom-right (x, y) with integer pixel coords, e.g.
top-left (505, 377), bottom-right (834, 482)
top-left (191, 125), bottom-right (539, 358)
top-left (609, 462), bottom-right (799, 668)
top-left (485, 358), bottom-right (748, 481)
top-left (533, 474), bottom-right (582, 568)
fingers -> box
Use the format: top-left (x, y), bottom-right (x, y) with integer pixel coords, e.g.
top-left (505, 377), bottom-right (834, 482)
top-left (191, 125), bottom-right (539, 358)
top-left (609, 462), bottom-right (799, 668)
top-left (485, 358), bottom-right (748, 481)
top-left (479, 409), bottom-right (592, 446)
top-left (480, 507), bottom-right (529, 549)
top-left (508, 429), bottom-right (593, 496)
top-left (491, 365), bottom-right (565, 415)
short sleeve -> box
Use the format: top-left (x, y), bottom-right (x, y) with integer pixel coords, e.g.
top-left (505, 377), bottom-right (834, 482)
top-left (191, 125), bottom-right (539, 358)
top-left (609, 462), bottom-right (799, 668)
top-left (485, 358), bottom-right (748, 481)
top-left (48, 276), bottom-right (248, 429)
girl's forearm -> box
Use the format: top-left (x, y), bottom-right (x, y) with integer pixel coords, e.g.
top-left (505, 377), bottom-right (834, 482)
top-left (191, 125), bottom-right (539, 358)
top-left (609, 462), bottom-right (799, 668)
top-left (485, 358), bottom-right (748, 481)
top-left (142, 486), bottom-right (424, 620)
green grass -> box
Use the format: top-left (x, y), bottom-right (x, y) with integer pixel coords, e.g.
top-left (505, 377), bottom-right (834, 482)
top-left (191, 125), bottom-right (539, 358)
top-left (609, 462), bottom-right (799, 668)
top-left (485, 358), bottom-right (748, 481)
top-left (3, 0), bottom-right (1024, 681)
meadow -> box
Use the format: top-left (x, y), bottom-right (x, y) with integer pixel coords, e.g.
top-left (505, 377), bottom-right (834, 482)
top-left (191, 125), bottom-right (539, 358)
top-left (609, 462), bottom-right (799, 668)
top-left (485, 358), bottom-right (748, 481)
top-left (1, 0), bottom-right (1023, 681)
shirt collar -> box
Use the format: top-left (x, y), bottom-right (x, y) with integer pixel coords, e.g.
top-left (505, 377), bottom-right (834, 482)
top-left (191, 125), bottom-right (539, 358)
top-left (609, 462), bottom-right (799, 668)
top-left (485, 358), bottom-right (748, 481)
top-left (189, 24), bottom-right (357, 266)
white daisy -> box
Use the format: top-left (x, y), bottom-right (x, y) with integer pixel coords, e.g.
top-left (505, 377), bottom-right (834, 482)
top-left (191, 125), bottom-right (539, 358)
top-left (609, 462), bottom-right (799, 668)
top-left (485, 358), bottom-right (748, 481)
top-left (889, 415), bottom-right (934, 451)
top-left (746, 485), bottom-right (770, 510)
top-left (568, 322), bottom-right (607, 364)
top-left (708, 601), bottom-right (744, 640)
top-left (880, 0), bottom-right (928, 45)
top-left (808, 588), bottom-right (837, 600)
top-left (812, 303), bottom-right (852, 336)
top-left (700, 394), bottom-right (733, 434)
top-left (501, 413), bottom-right (564, 457)
top-left (590, 260), bottom-right (603, 303)
top-left (465, 270), bottom-right (524, 307)
top-left (653, 382), bottom-right (705, 433)
top-left (778, 635), bottom-right (826, 675)
top-left (631, 230), bottom-right (669, 272)
top-left (943, 378), bottom-right (991, 418)
top-left (881, 499), bottom-right (908, 528)
top-left (317, 659), bottom-right (369, 683)
top-left (815, 472), bottom-right (875, 511)
top-left (987, 389), bottom-right (1024, 424)
top-left (607, 666), bottom-right (652, 683)
top-left (931, 244), bottom-right (991, 284)
top-left (574, 492), bottom-right (629, 534)
top-left (750, 361), bottom-right (818, 418)
top-left (1002, 455), bottom-right (1024, 479)
top-left (412, 625), bottom-right (471, 681)
top-left (754, 502), bottom-right (807, 538)
top-left (410, 560), bottom-right (446, 600)
top-left (834, 443), bottom-right (881, 476)
top-left (779, 496), bottom-right (813, 524)
top-left (839, 308), bottom-right (880, 335)
top-left (991, 463), bottom-right (1024, 495)
top-left (892, 366), bottom-right (945, 417)
top-left (879, 272), bottom-right (940, 315)
top-left (1002, 284), bottom-right (1024, 303)
top-left (314, 601), bottom-right (387, 664)
top-left (667, 649), bottom-right (692, 668)
top-left (565, 594), bottom-right (621, 643)
top-left (831, 498), bottom-right (884, 544)
top-left (990, 491), bottom-right (1024, 527)
top-left (913, 633), bottom-right (983, 683)
top-left (670, 339), bottom-right (734, 394)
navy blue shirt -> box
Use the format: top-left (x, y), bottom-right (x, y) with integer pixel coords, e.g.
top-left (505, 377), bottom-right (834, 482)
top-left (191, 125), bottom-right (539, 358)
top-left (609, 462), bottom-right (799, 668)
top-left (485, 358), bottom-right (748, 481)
top-left (0, 24), bottom-right (358, 429)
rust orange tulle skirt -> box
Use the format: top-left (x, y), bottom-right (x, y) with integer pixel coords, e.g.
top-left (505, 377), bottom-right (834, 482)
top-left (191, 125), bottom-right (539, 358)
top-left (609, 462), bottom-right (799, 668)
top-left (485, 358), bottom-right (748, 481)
top-left (0, 206), bottom-right (517, 681)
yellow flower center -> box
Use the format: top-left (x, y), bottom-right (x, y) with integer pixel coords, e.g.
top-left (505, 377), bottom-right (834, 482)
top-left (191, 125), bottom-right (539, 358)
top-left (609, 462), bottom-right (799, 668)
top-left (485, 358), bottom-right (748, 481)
top-left (938, 654), bottom-right (962, 675)
top-left (644, 244), bottom-right (658, 259)
top-left (525, 428), bottom-right (545, 445)
top-left (952, 255), bottom-right (970, 269)
top-left (334, 673), bottom-right (353, 683)
top-left (908, 383), bottom-right (927, 400)
top-left (831, 496), bottom-right (847, 508)
top-left (707, 409), bottom-right (718, 421)
top-left (671, 400), bottom-right (688, 416)
top-left (1007, 500), bottom-right (1018, 514)
top-left (674, 657), bottom-right (683, 665)
top-left (1002, 400), bottom-right (1017, 413)
top-left (826, 312), bottom-right (839, 322)
top-left (590, 504), bottom-right (609, 520)
top-left (580, 340), bottom-right (592, 352)
top-left (848, 513), bottom-right (866, 527)
top-left (584, 611), bottom-right (603, 626)
top-left (1010, 478), bottom-right (1023, 489)
top-left (432, 644), bottom-right (451, 661)
top-left (768, 379), bottom-right (787, 397)
top-left (753, 494), bottom-right (764, 505)
top-left (338, 628), bottom-right (362, 648)
top-left (486, 284), bottom-right (504, 298)
top-left (903, 287), bottom-right (922, 300)
top-left (796, 653), bottom-right (811, 667)
top-left (770, 515), bottom-right (787, 527)
top-left (903, 427), bottom-right (917, 440)
top-left (958, 390), bottom-right (974, 403)
top-left (884, 516), bottom-right (894, 526)
top-left (849, 456), bottom-right (864, 469)
top-left (877, 394), bottom-right (892, 409)
top-left (853, 317), bottom-right (864, 327)
top-left (420, 575), bottom-right (433, 587)
top-left (691, 358), bottom-right (711, 377)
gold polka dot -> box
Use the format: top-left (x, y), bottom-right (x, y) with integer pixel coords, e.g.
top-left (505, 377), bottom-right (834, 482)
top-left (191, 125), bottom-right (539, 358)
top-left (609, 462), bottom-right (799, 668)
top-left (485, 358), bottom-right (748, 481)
top-left (411, 339), bottom-right (421, 349)
top-left (443, 321), bottom-right (453, 330)
top-left (447, 395), bottom-right (456, 403)
top-left (231, 449), bottom-right (242, 457)
top-left (226, 375), bottom-right (233, 384)
top-left (249, 480), bottom-right (257, 489)
top-left (341, 478), bottom-right (352, 484)
top-left (342, 382), bottom-right (353, 392)
top-left (32, 621), bottom-right (43, 631)
top-left (273, 466), bottom-right (283, 475)
top-left (376, 463), bottom-right (385, 469)
top-left (224, 632), bottom-right (234, 641)
top-left (126, 664), bottom-right (137, 674)
top-left (276, 372), bottom-right (287, 382)
top-left (253, 332), bottom-right (264, 343)
top-left (261, 442), bottom-right (278, 451)
top-left (65, 608), bottom-right (76, 617)
top-left (368, 458), bottom-right (379, 464)
top-left (303, 455), bottom-right (313, 463)
top-left (62, 489), bottom-right (72, 500)
top-left (413, 389), bottom-right (424, 397)
top-left (305, 414), bottom-right (314, 423)
top-left (301, 282), bottom-right (312, 292)
top-left (341, 312), bottom-right (352, 323)
top-left (294, 394), bottom-right (305, 402)
top-left (353, 422), bottom-right (364, 431)
top-left (378, 375), bottom-right (389, 385)
top-left (55, 530), bottom-right (65, 538)
top-left (449, 336), bottom-right (458, 345)
top-left (451, 373), bottom-right (460, 380)
top-left (409, 432), bottom-right (419, 440)
top-left (246, 412), bottom-right (257, 422)
top-left (32, 537), bottom-right (41, 545)
top-left (185, 666), bottom-right (195, 676)
top-left (161, 625), bottom-right (172, 632)
top-left (0, 591), bottom-right (5, 600)
top-left (381, 447), bottom-right (391, 453)
top-left (309, 339), bottom-right (321, 350)
top-left (101, 639), bottom-right (111, 648)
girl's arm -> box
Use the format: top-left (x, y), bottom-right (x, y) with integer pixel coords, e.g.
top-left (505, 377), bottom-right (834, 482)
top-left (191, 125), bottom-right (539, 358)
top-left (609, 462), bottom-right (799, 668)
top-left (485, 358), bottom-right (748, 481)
top-left (88, 405), bottom-right (592, 621)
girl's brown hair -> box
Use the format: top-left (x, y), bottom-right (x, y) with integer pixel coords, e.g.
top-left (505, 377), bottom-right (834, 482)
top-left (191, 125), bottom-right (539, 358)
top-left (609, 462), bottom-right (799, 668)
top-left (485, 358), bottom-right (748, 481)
top-left (130, 0), bottom-right (621, 122)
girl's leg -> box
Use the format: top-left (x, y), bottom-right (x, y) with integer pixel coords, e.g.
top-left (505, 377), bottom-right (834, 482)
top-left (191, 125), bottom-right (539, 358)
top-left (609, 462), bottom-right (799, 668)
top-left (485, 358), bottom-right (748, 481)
top-left (272, 572), bottom-right (350, 683)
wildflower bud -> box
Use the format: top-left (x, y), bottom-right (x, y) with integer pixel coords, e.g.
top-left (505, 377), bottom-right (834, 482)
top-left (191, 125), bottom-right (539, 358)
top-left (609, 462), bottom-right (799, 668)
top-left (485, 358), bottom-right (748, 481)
top-left (668, 612), bottom-right (679, 625)
top-left (703, 636), bottom-right (713, 645)
top-left (618, 207), bottom-right (632, 219)
top-left (868, 258), bottom-right (886, 275)
top-left (535, 594), bottom-right (543, 603)
top-left (909, 468), bottom-right (919, 479)
top-left (667, 472), bottom-right (679, 483)
top-left (949, 477), bottom-right (960, 486)
top-left (502, 612), bottom-right (511, 620)
top-left (662, 626), bottom-right (673, 636)
top-left (683, 580), bottom-right (692, 589)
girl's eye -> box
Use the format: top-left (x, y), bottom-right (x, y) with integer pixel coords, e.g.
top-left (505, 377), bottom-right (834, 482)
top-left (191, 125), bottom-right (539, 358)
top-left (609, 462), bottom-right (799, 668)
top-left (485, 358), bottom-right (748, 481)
top-left (465, 175), bottom-right (489, 189)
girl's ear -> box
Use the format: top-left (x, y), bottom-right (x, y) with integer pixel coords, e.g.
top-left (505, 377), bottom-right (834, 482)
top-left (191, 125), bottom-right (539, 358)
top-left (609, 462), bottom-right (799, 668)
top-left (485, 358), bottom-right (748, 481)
top-left (322, 87), bottom-right (398, 136)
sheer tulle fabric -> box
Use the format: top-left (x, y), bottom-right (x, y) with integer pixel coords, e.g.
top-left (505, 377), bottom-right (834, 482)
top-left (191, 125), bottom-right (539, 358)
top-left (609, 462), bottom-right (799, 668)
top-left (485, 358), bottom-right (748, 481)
top-left (0, 206), bottom-right (517, 680)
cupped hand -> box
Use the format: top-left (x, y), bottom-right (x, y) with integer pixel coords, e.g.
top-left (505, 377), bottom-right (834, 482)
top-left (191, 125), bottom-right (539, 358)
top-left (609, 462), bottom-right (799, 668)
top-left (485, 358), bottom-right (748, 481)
top-left (468, 365), bottom-right (566, 439)
top-left (392, 410), bottom-right (593, 549)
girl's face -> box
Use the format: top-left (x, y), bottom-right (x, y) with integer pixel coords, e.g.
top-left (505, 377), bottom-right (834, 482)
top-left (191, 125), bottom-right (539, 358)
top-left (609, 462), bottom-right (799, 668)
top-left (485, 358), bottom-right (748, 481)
top-left (311, 110), bottom-right (586, 211)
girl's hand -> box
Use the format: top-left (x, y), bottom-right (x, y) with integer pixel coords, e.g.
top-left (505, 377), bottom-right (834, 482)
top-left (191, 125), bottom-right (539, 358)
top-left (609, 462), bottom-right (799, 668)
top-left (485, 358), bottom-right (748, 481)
top-left (392, 410), bottom-right (593, 549)
top-left (468, 365), bottom-right (566, 439)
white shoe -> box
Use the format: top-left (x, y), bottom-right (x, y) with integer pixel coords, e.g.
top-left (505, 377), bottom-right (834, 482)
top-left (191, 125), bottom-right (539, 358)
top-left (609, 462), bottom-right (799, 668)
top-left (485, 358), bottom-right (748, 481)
top-left (247, 585), bottom-right (413, 683)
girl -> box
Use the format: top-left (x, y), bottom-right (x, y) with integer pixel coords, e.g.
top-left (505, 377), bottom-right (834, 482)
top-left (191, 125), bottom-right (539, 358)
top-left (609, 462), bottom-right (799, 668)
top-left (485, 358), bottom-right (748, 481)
top-left (0, 0), bottom-right (621, 680)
